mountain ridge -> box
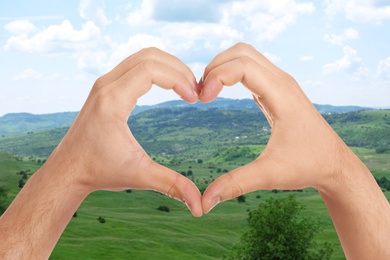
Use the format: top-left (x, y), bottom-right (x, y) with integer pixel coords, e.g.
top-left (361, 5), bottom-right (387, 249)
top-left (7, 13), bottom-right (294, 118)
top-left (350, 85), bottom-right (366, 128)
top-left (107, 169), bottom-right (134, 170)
top-left (0, 107), bottom-right (388, 157)
top-left (0, 98), bottom-right (373, 135)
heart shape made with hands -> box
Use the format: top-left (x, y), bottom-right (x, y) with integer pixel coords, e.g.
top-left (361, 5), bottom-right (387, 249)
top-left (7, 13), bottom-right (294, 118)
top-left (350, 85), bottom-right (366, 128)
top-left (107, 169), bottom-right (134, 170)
top-left (74, 44), bottom-right (337, 218)
top-left (126, 45), bottom-right (332, 218)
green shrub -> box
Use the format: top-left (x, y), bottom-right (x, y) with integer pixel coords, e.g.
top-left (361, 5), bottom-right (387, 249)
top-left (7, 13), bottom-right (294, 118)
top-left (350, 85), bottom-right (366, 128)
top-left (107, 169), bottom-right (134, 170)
top-left (157, 205), bottom-right (170, 213)
top-left (97, 216), bottom-right (106, 224)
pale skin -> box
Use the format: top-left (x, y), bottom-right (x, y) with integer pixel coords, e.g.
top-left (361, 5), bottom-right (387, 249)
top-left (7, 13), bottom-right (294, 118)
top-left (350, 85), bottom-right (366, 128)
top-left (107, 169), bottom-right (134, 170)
top-left (0, 43), bottom-right (389, 259)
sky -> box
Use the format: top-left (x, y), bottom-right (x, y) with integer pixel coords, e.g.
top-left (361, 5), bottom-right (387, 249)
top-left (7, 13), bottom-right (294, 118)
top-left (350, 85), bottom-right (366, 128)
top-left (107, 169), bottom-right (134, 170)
top-left (0, 0), bottom-right (390, 115)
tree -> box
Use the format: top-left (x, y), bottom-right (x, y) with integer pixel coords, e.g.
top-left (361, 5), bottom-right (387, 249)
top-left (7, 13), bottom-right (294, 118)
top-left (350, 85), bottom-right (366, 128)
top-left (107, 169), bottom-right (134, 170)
top-left (157, 205), bottom-right (170, 212)
top-left (197, 159), bottom-right (203, 164)
top-left (97, 216), bottom-right (106, 223)
top-left (376, 147), bottom-right (388, 154)
top-left (227, 195), bottom-right (333, 260)
top-left (237, 195), bottom-right (246, 203)
top-left (18, 179), bottom-right (25, 189)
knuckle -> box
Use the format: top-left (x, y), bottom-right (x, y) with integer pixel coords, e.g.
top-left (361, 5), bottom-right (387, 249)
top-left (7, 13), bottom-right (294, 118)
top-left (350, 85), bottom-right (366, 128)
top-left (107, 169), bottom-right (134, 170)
top-left (138, 59), bottom-right (156, 75)
top-left (166, 185), bottom-right (178, 200)
top-left (284, 72), bottom-right (298, 85)
top-left (92, 76), bottom-right (106, 92)
top-left (139, 46), bottom-right (160, 58)
top-left (238, 55), bottom-right (252, 67)
top-left (164, 174), bottom-right (181, 200)
top-left (225, 173), bottom-right (244, 199)
top-left (92, 87), bottom-right (114, 114)
top-left (234, 42), bottom-right (255, 54)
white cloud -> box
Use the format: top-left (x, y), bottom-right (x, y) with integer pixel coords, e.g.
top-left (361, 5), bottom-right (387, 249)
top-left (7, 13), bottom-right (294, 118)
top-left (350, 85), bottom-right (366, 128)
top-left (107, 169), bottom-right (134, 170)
top-left (12, 69), bottom-right (64, 81)
top-left (77, 50), bottom-right (109, 75)
top-left (377, 57), bottom-right (390, 79)
top-left (4, 20), bottom-right (37, 35)
top-left (160, 22), bottom-right (241, 52)
top-left (299, 55), bottom-right (313, 61)
top-left (4, 19), bottom-right (111, 74)
top-left (77, 34), bottom-right (166, 75)
top-left (13, 69), bottom-right (43, 80)
top-left (323, 45), bottom-right (362, 74)
top-left (187, 62), bottom-right (207, 80)
top-left (127, 0), bottom-right (154, 26)
top-left (79, 0), bottom-right (111, 27)
top-left (109, 34), bottom-right (165, 67)
top-left (301, 80), bottom-right (326, 89)
top-left (4, 20), bottom-right (102, 54)
top-left (324, 0), bottom-right (390, 24)
top-left (127, 0), bottom-right (315, 43)
top-left (224, 0), bottom-right (315, 42)
top-left (323, 28), bottom-right (359, 45)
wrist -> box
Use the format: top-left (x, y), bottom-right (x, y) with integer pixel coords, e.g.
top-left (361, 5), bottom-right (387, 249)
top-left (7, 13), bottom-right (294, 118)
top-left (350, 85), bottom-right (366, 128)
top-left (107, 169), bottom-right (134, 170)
top-left (316, 144), bottom-right (378, 200)
top-left (45, 145), bottom-right (92, 196)
top-left (314, 138), bottom-right (363, 194)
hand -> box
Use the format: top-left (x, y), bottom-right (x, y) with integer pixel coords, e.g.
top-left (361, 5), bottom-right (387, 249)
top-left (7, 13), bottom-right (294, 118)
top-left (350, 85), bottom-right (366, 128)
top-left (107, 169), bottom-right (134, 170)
top-left (52, 48), bottom-right (202, 216)
top-left (200, 43), bottom-right (357, 213)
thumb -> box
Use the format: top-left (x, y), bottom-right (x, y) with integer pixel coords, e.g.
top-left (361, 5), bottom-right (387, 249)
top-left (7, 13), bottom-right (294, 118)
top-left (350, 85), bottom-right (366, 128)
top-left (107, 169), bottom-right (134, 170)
top-left (201, 154), bottom-right (293, 214)
top-left (136, 160), bottom-right (203, 217)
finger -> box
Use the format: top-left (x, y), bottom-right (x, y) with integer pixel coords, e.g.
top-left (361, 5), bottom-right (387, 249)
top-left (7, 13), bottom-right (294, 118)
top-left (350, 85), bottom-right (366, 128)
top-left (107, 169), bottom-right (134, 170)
top-left (95, 59), bottom-right (199, 120)
top-left (202, 43), bottom-right (283, 81)
top-left (134, 159), bottom-right (203, 217)
top-left (93, 47), bottom-right (198, 95)
top-left (201, 42), bottom-right (314, 107)
top-left (201, 151), bottom-right (305, 214)
top-left (200, 56), bottom-right (298, 118)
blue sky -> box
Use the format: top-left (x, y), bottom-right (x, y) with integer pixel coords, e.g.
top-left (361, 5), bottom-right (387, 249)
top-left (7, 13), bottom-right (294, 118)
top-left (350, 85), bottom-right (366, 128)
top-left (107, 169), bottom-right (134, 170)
top-left (1, 0), bottom-right (389, 115)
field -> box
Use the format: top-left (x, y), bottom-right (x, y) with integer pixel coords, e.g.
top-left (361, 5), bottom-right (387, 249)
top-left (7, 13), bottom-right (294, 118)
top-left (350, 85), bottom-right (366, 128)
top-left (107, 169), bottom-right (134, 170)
top-left (1, 107), bottom-right (389, 259)
top-left (1, 145), bottom-right (389, 259)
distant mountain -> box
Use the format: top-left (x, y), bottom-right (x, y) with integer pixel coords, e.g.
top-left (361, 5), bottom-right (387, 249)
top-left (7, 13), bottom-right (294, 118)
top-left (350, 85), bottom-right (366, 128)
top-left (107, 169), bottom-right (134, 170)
top-left (133, 98), bottom-right (258, 113)
top-left (134, 98), bottom-right (372, 114)
top-left (0, 98), bottom-right (372, 135)
top-left (0, 107), bottom-right (388, 157)
top-left (0, 112), bottom-right (78, 135)
top-left (313, 104), bottom-right (372, 114)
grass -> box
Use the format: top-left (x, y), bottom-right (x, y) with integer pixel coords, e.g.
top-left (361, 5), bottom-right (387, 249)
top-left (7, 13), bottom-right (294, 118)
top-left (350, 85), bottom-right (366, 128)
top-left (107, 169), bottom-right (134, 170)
top-left (1, 146), bottom-right (390, 259)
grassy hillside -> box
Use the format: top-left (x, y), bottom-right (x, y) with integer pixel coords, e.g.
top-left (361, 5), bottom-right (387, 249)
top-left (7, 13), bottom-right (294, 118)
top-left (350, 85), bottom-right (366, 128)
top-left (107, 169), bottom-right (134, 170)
top-left (0, 98), bottom-right (371, 136)
top-left (324, 110), bottom-right (390, 148)
top-left (0, 108), bottom-right (389, 158)
top-left (0, 112), bottom-right (77, 135)
top-left (0, 107), bottom-right (389, 259)
top-left (1, 146), bottom-right (389, 259)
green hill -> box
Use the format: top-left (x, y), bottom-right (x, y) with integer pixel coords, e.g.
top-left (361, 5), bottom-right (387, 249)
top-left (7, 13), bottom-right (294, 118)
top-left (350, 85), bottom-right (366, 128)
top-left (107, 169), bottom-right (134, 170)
top-left (0, 107), bottom-right (389, 158)
top-left (0, 98), bottom-right (372, 135)
top-left (0, 112), bottom-right (77, 135)
top-left (323, 110), bottom-right (390, 148)
top-left (1, 145), bottom-right (390, 259)
top-left (0, 106), bottom-right (389, 259)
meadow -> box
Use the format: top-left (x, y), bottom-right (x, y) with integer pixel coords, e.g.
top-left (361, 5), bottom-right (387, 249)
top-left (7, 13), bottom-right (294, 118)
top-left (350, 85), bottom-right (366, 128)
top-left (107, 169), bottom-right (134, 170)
top-left (1, 145), bottom-right (389, 259)
top-left (1, 106), bottom-right (389, 259)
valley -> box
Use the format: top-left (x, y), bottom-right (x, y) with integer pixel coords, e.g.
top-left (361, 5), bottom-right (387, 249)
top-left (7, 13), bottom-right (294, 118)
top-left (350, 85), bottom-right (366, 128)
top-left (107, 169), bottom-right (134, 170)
top-left (0, 100), bottom-right (389, 259)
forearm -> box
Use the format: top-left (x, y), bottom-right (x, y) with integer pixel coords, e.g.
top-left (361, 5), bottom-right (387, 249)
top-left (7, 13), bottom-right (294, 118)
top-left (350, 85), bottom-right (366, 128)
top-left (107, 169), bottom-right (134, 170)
top-left (319, 148), bottom-right (390, 259)
top-left (0, 153), bottom-right (89, 259)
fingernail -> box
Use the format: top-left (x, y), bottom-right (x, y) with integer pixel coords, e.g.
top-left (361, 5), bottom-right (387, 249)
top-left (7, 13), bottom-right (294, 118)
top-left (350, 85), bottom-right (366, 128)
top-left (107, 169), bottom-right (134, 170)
top-left (206, 196), bottom-right (221, 214)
